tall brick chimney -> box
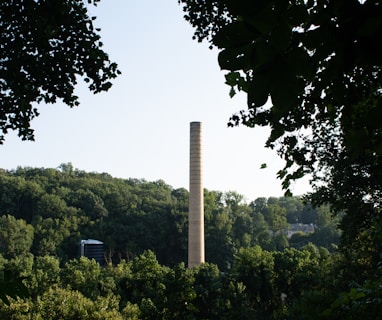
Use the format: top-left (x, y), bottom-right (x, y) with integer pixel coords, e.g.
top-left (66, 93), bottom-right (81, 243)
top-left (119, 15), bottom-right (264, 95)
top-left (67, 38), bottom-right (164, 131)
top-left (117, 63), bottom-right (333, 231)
top-left (188, 121), bottom-right (205, 268)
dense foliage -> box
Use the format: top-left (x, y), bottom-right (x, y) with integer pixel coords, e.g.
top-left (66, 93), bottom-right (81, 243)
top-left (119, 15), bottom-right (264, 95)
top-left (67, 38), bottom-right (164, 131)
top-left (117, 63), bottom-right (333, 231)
top-left (0, 165), bottom-right (350, 318)
top-left (178, 0), bottom-right (382, 200)
top-left (0, 0), bottom-right (120, 143)
top-left (0, 165), bottom-right (339, 267)
top-left (178, 2), bottom-right (382, 317)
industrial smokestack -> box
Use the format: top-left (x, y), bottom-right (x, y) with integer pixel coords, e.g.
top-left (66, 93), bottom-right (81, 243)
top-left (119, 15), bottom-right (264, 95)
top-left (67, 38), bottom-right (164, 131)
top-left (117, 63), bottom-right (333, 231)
top-left (188, 121), bottom-right (205, 268)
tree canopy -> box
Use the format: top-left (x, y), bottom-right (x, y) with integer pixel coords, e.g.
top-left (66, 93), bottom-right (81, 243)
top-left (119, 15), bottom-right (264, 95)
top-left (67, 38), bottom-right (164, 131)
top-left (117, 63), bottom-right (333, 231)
top-left (178, 0), bottom-right (382, 197)
top-left (0, 0), bottom-right (120, 143)
top-left (1, 165), bottom-right (378, 318)
top-left (179, 0), bottom-right (382, 275)
top-left (0, 165), bottom-right (339, 267)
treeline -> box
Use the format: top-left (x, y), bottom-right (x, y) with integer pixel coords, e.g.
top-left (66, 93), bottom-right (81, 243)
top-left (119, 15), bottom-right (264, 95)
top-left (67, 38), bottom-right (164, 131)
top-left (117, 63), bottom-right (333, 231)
top-left (0, 164), bottom-right (339, 268)
top-left (0, 248), bottom-right (338, 319)
top-left (3, 165), bottom-right (376, 319)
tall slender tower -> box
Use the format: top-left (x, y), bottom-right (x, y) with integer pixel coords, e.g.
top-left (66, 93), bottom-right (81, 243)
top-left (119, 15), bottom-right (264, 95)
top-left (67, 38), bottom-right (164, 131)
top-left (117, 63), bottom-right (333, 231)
top-left (188, 121), bottom-right (205, 268)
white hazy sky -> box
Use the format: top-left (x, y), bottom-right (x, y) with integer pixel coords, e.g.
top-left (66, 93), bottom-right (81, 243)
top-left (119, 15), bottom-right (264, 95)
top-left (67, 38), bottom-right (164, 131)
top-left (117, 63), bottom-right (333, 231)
top-left (0, 0), bottom-right (311, 201)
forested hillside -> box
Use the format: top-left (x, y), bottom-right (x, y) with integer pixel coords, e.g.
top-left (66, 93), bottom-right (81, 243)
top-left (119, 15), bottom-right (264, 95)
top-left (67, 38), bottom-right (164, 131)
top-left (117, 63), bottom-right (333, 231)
top-left (0, 165), bottom-right (364, 319)
top-left (0, 164), bottom-right (339, 268)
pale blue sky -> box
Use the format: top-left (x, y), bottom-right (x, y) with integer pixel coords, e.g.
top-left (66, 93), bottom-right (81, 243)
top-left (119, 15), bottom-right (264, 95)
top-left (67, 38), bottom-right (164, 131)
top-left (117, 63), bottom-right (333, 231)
top-left (0, 0), bottom-right (310, 201)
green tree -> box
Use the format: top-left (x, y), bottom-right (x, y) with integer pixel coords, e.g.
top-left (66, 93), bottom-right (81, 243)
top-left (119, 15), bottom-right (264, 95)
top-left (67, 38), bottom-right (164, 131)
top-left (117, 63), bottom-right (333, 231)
top-left (273, 246), bottom-right (322, 300)
top-left (0, 0), bottom-right (120, 143)
top-left (36, 193), bottom-right (67, 219)
top-left (0, 296), bottom-right (33, 319)
top-left (0, 173), bottom-right (43, 222)
top-left (279, 196), bottom-right (304, 224)
top-left (123, 250), bottom-right (168, 318)
top-left (28, 255), bottom-right (61, 297)
top-left (68, 188), bottom-right (108, 220)
top-left (224, 191), bottom-right (254, 249)
top-left (179, 0), bottom-right (382, 296)
top-left (32, 216), bottom-right (72, 257)
top-left (262, 203), bottom-right (288, 233)
top-left (250, 197), bottom-right (268, 213)
top-left (324, 275), bottom-right (382, 319)
top-left (232, 212), bottom-right (254, 248)
top-left (192, 263), bottom-right (223, 319)
top-left (160, 263), bottom-right (196, 319)
top-left (232, 246), bottom-right (277, 318)
top-left (61, 256), bottom-right (102, 300)
top-left (0, 215), bottom-right (34, 260)
top-left (204, 190), bottom-right (235, 270)
top-left (252, 211), bottom-right (273, 249)
top-left (0, 216), bottom-right (33, 305)
top-left (0, 267), bottom-right (29, 307)
top-left (36, 287), bottom-right (123, 320)
top-left (191, 262), bottom-right (253, 319)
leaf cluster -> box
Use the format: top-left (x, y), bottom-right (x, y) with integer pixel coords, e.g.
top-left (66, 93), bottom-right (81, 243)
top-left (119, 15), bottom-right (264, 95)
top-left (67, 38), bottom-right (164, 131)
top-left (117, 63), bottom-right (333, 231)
top-left (0, 0), bottom-right (121, 143)
top-left (179, 0), bottom-right (382, 196)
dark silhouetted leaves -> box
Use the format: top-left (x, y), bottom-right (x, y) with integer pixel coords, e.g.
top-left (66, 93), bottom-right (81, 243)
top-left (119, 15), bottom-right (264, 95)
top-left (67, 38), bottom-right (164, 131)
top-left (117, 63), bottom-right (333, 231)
top-left (0, 0), bottom-right (121, 143)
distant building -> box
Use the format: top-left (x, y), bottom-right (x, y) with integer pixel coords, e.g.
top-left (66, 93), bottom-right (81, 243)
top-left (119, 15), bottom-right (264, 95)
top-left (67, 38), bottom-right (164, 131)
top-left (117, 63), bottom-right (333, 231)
top-left (78, 239), bottom-right (104, 265)
top-left (285, 223), bottom-right (315, 239)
